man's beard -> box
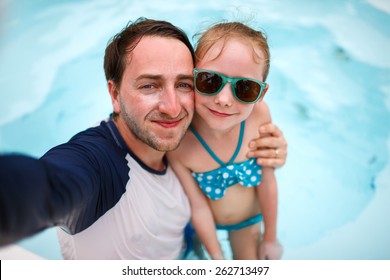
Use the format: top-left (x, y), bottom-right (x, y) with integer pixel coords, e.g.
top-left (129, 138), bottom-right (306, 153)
top-left (120, 104), bottom-right (188, 152)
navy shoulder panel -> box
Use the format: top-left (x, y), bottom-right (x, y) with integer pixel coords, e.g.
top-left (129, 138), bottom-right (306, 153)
top-left (41, 120), bottom-right (131, 234)
top-left (0, 119), bottom-right (131, 245)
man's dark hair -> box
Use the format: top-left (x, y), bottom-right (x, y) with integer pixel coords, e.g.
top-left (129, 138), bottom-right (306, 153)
top-left (104, 17), bottom-right (195, 86)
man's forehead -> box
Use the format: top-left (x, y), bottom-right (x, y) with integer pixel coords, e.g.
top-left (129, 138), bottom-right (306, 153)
top-left (132, 36), bottom-right (191, 58)
top-left (126, 36), bottom-right (194, 76)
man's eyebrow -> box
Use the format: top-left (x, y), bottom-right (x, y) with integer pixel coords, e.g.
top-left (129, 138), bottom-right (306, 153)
top-left (177, 74), bottom-right (194, 80)
top-left (135, 74), bottom-right (163, 81)
top-left (135, 74), bottom-right (194, 81)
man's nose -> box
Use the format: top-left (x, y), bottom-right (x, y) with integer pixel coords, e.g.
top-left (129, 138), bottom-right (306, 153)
top-left (158, 87), bottom-right (181, 118)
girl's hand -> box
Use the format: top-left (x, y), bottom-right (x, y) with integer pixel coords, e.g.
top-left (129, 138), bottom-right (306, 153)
top-left (259, 240), bottom-right (283, 260)
top-left (211, 252), bottom-right (225, 260)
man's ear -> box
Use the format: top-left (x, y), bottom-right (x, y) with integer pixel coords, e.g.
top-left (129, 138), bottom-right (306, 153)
top-left (108, 80), bottom-right (121, 114)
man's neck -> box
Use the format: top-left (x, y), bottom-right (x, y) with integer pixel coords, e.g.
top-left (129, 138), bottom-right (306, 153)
top-left (113, 118), bottom-right (166, 171)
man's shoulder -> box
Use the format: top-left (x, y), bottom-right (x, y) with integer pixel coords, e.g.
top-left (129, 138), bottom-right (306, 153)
top-left (42, 118), bottom-right (125, 164)
top-left (70, 119), bottom-right (111, 142)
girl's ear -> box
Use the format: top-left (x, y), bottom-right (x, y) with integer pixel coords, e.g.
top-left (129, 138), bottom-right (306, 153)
top-left (108, 80), bottom-right (121, 114)
top-left (259, 84), bottom-right (269, 102)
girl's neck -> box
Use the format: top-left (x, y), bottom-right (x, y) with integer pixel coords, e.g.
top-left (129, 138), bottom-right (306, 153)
top-left (191, 114), bottom-right (241, 140)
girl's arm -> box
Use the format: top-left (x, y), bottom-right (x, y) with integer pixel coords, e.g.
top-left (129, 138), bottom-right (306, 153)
top-left (251, 102), bottom-right (283, 259)
top-left (258, 167), bottom-right (278, 243)
top-left (257, 167), bottom-right (283, 259)
top-left (247, 102), bottom-right (288, 168)
top-left (168, 157), bottom-right (224, 259)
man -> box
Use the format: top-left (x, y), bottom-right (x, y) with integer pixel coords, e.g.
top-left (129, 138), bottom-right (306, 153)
top-left (0, 18), bottom-right (287, 259)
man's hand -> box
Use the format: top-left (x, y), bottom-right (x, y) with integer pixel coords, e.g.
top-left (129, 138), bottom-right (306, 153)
top-left (247, 123), bottom-right (288, 168)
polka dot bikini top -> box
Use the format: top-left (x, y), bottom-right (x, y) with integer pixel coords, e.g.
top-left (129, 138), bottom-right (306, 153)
top-left (190, 122), bottom-right (262, 201)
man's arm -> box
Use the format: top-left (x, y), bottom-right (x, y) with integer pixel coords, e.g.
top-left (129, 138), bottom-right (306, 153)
top-left (0, 151), bottom-right (98, 246)
top-left (0, 155), bottom-right (60, 245)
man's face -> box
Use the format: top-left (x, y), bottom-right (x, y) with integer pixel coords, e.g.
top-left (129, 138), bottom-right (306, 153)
top-left (111, 36), bottom-right (194, 152)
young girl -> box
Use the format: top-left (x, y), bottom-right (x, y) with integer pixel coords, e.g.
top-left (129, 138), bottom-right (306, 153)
top-left (168, 22), bottom-right (282, 260)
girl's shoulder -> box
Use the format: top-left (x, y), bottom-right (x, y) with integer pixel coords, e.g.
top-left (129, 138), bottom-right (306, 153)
top-left (247, 101), bottom-right (272, 125)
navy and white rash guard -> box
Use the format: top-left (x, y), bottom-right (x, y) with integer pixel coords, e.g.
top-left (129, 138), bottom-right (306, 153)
top-left (0, 118), bottom-right (190, 259)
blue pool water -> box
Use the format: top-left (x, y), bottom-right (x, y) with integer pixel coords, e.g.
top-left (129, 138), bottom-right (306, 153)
top-left (0, 0), bottom-right (389, 259)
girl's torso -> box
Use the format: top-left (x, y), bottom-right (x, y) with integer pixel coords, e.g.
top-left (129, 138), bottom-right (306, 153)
top-left (176, 102), bottom-right (270, 225)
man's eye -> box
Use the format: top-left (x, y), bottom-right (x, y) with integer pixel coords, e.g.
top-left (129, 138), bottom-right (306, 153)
top-left (142, 84), bottom-right (154, 89)
top-left (178, 83), bottom-right (194, 91)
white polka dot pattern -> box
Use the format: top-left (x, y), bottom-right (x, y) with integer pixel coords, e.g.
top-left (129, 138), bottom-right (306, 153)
top-left (192, 158), bottom-right (262, 201)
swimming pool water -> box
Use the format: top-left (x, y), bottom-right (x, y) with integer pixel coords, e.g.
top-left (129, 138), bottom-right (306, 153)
top-left (0, 0), bottom-right (389, 259)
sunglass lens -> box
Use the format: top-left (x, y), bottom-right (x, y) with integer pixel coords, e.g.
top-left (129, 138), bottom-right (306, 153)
top-left (196, 72), bottom-right (223, 94)
top-left (235, 80), bottom-right (261, 103)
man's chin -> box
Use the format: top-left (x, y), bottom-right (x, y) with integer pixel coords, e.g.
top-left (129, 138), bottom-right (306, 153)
top-left (151, 130), bottom-right (187, 152)
top-left (153, 140), bottom-right (182, 152)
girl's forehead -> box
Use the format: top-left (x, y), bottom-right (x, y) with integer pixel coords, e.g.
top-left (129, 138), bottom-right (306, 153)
top-left (200, 37), bottom-right (264, 65)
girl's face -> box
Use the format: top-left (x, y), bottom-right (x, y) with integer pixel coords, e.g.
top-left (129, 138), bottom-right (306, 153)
top-left (194, 38), bottom-right (268, 131)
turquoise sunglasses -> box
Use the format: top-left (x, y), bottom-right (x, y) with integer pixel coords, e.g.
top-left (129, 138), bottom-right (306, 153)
top-left (193, 68), bottom-right (267, 104)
